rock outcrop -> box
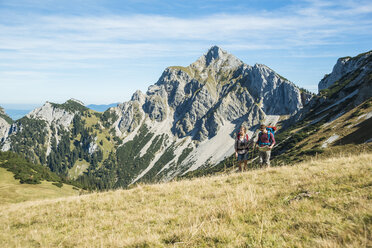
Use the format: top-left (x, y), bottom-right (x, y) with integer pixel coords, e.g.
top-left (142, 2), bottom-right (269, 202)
top-left (27, 102), bottom-right (75, 129)
top-left (0, 107), bottom-right (12, 143)
top-left (318, 50), bottom-right (372, 92)
top-left (284, 50), bottom-right (372, 128)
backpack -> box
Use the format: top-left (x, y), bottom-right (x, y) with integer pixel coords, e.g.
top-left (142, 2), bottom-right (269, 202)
top-left (237, 133), bottom-right (249, 141)
top-left (236, 133), bottom-right (250, 150)
top-left (258, 126), bottom-right (276, 146)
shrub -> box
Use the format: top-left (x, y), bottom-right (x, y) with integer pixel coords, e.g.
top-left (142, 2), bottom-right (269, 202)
top-left (52, 182), bottom-right (63, 188)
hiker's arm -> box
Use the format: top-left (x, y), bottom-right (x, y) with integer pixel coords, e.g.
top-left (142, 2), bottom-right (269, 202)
top-left (234, 139), bottom-right (238, 157)
top-left (255, 134), bottom-right (260, 148)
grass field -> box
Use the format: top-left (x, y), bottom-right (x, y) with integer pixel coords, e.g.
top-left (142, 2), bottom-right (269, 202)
top-left (0, 153), bottom-right (371, 247)
top-left (0, 168), bottom-right (79, 205)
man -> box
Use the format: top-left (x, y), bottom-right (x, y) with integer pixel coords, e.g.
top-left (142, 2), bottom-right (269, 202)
top-left (255, 124), bottom-right (275, 167)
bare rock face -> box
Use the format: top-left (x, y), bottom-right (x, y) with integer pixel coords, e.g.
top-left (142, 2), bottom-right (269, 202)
top-left (318, 50), bottom-right (372, 108)
top-left (284, 50), bottom-right (372, 129)
top-left (0, 107), bottom-right (12, 142)
top-left (111, 46), bottom-right (310, 142)
top-left (318, 51), bottom-right (372, 91)
top-left (1, 100), bottom-right (86, 154)
top-left (27, 102), bottom-right (75, 129)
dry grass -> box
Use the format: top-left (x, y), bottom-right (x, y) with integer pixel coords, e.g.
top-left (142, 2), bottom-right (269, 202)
top-left (0, 153), bottom-right (371, 247)
top-left (294, 100), bottom-right (372, 151)
top-left (0, 168), bottom-right (78, 205)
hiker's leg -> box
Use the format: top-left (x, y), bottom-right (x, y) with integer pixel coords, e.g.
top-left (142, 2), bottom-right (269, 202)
top-left (263, 151), bottom-right (270, 167)
top-left (258, 151), bottom-right (264, 166)
top-left (262, 151), bottom-right (267, 166)
top-left (238, 161), bottom-right (243, 172)
top-left (243, 160), bottom-right (248, 171)
top-left (265, 151), bottom-right (271, 167)
top-left (258, 151), bottom-right (262, 164)
top-left (237, 154), bottom-right (243, 172)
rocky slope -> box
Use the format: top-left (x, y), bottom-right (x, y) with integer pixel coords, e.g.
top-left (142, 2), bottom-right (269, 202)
top-left (318, 50), bottom-right (372, 91)
top-left (0, 107), bottom-right (12, 143)
top-left (0, 46), bottom-right (311, 189)
top-left (287, 50), bottom-right (372, 126)
top-left (256, 50), bottom-right (372, 169)
top-left (274, 50), bottom-right (372, 160)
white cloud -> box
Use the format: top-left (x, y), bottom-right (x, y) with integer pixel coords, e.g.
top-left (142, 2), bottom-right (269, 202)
top-left (0, 0), bottom-right (371, 103)
top-left (0, 1), bottom-right (370, 66)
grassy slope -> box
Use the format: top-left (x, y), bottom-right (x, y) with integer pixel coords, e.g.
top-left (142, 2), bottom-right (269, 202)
top-left (67, 110), bottom-right (117, 178)
top-left (0, 168), bottom-right (79, 205)
top-left (270, 98), bottom-right (372, 166)
top-left (82, 110), bottom-right (115, 161)
top-left (0, 153), bottom-right (371, 247)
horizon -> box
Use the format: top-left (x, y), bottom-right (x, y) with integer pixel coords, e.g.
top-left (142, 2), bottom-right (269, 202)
top-left (1, 0), bottom-right (371, 105)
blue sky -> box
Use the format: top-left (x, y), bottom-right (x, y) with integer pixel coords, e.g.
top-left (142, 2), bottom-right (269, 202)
top-left (0, 0), bottom-right (371, 106)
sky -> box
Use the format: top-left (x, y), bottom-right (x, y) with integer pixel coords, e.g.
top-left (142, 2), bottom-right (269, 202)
top-left (0, 0), bottom-right (371, 107)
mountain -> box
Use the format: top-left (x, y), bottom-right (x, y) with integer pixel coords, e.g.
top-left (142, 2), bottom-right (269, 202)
top-left (87, 103), bottom-right (119, 112)
top-left (318, 50), bottom-right (372, 92)
top-left (286, 50), bottom-right (372, 127)
top-left (107, 46), bottom-right (310, 185)
top-left (0, 46), bottom-right (311, 189)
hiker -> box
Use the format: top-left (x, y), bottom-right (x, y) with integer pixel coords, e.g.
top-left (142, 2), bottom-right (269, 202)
top-left (255, 124), bottom-right (276, 167)
top-left (235, 125), bottom-right (251, 172)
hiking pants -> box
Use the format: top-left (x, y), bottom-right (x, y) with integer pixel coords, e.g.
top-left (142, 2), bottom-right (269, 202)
top-left (259, 150), bottom-right (271, 166)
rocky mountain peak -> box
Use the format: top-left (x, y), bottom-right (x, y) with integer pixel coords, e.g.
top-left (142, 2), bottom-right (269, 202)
top-left (205, 45), bottom-right (225, 66)
top-left (26, 100), bottom-right (81, 129)
top-left (131, 90), bottom-right (146, 104)
top-left (66, 98), bottom-right (85, 106)
top-left (191, 46), bottom-right (243, 72)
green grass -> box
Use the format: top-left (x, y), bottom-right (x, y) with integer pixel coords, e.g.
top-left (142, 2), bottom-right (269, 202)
top-left (168, 66), bottom-right (193, 76)
top-left (50, 100), bottom-right (88, 113)
top-left (81, 110), bottom-right (115, 162)
top-left (0, 168), bottom-right (79, 205)
top-left (68, 159), bottom-right (90, 179)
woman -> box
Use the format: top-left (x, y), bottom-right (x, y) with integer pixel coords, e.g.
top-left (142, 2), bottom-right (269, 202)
top-left (234, 125), bottom-right (250, 172)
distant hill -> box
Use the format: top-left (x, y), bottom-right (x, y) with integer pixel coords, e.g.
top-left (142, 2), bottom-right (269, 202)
top-left (1, 103), bottom-right (119, 120)
top-left (87, 103), bottom-right (119, 112)
top-left (0, 152), bottom-right (370, 246)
